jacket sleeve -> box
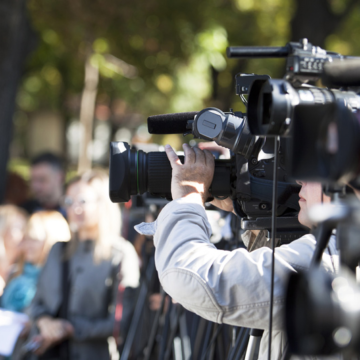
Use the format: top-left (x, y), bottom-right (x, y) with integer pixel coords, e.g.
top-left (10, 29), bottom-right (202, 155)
top-left (153, 198), bottom-right (338, 331)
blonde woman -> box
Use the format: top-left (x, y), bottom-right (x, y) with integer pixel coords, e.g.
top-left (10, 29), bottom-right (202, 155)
top-left (29, 170), bottom-right (140, 360)
top-left (0, 205), bottom-right (28, 295)
top-left (0, 211), bottom-right (70, 312)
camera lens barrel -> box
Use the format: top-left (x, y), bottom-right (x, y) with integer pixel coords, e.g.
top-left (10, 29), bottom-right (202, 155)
top-left (109, 142), bottom-right (234, 203)
top-left (146, 152), bottom-right (173, 194)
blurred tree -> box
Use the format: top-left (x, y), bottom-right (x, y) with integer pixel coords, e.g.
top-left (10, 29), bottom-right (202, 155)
top-left (290, 0), bottom-right (360, 48)
top-left (0, 0), bottom-right (36, 202)
top-left (11, 0), bottom-right (360, 165)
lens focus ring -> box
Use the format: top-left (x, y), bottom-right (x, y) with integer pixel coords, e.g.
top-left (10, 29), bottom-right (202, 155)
top-left (147, 153), bottom-right (172, 195)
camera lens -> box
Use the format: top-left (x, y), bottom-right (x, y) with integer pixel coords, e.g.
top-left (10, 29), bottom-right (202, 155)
top-left (109, 142), bottom-right (234, 203)
top-left (319, 103), bottom-right (360, 182)
top-left (109, 142), bottom-right (172, 202)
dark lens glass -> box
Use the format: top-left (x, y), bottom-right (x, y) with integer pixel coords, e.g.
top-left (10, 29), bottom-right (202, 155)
top-left (110, 142), bottom-right (235, 203)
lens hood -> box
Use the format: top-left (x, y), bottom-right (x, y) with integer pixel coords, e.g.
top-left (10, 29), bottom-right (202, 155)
top-left (109, 141), bottom-right (135, 203)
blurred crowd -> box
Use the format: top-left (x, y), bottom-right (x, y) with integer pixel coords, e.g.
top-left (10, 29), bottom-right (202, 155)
top-left (0, 152), bottom-right (141, 360)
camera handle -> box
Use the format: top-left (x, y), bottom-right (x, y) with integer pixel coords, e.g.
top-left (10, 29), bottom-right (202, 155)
top-left (121, 254), bottom-right (157, 360)
top-left (143, 288), bottom-right (167, 360)
top-left (310, 222), bottom-right (334, 268)
top-left (244, 329), bottom-right (263, 360)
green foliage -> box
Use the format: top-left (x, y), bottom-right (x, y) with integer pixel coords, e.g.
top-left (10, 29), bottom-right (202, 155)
top-left (16, 0), bottom-right (360, 150)
top-left (326, 4), bottom-right (360, 55)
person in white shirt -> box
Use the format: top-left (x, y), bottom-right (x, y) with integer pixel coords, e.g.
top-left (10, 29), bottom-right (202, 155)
top-left (136, 143), bottom-right (339, 360)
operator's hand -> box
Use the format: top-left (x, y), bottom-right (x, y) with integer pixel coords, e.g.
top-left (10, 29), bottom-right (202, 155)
top-left (165, 143), bottom-right (214, 206)
top-left (197, 141), bottom-right (231, 159)
top-left (211, 197), bottom-right (235, 214)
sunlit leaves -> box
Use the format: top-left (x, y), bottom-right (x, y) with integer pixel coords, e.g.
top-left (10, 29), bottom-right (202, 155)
top-left (41, 66), bottom-right (62, 85)
top-left (129, 35), bottom-right (144, 50)
top-left (326, 34), bottom-right (352, 55)
top-left (24, 76), bottom-right (42, 93)
top-left (197, 27), bottom-right (228, 53)
top-left (217, 71), bottom-right (233, 88)
top-left (93, 38), bottom-right (110, 53)
top-left (235, 0), bottom-right (255, 12)
top-left (325, 4), bottom-right (360, 56)
top-left (156, 74), bottom-right (173, 93)
top-left (42, 29), bottom-right (60, 45)
top-left (129, 78), bottom-right (145, 92)
top-left (19, 0), bottom-right (360, 152)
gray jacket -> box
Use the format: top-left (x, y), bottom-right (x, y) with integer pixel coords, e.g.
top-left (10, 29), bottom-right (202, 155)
top-left (29, 237), bottom-right (140, 360)
top-left (136, 197), bottom-right (341, 360)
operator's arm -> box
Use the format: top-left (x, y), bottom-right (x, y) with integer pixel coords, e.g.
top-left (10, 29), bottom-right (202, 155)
top-left (152, 144), bottom-right (338, 331)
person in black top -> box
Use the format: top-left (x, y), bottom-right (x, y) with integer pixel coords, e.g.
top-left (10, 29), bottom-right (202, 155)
top-left (21, 152), bottom-right (66, 218)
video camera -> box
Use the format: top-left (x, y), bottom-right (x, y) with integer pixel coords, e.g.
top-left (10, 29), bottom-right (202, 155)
top-left (109, 76), bottom-right (307, 242)
top-left (108, 37), bottom-right (360, 358)
top-left (225, 40), bottom-right (360, 358)
top-left (230, 39), bottom-right (360, 184)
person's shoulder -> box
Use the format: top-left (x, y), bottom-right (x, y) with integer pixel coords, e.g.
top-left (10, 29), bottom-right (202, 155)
top-left (111, 237), bottom-right (140, 287)
top-left (47, 241), bottom-right (68, 259)
top-left (291, 233), bottom-right (316, 244)
top-left (110, 237), bottom-right (139, 268)
top-left (278, 233), bottom-right (316, 250)
top-left (159, 197), bottom-right (207, 219)
top-left (52, 241), bottom-right (68, 250)
top-left (111, 236), bottom-right (136, 256)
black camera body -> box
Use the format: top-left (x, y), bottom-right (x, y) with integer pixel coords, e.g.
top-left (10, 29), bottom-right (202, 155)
top-left (229, 39), bottom-right (360, 184)
top-left (228, 39), bottom-right (360, 357)
top-left (109, 43), bottom-right (313, 238)
top-left (109, 139), bottom-right (300, 220)
top-left (109, 110), bottom-right (304, 241)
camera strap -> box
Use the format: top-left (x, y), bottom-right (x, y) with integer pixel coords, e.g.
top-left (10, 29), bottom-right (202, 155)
top-left (268, 136), bottom-right (280, 360)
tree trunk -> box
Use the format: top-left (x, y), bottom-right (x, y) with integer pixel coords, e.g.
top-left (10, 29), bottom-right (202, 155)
top-left (290, 0), bottom-right (360, 48)
top-left (77, 53), bottom-right (99, 173)
top-left (0, 0), bottom-right (36, 203)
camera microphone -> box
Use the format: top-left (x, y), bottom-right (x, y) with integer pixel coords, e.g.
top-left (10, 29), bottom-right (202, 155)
top-left (147, 112), bottom-right (198, 134)
top-left (147, 108), bottom-right (255, 158)
top-left (322, 59), bottom-right (360, 87)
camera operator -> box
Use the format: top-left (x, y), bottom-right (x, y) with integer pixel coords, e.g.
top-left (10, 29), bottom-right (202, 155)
top-left (136, 143), bottom-right (339, 360)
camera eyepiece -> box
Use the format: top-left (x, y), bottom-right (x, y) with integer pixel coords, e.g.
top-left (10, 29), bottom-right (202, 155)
top-left (192, 108), bottom-right (255, 158)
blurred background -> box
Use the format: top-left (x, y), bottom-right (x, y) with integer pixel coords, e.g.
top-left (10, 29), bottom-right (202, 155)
top-left (1, 0), bottom-right (360, 201)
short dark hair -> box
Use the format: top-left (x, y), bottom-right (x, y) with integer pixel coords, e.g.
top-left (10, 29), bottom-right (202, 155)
top-left (31, 152), bottom-right (64, 172)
